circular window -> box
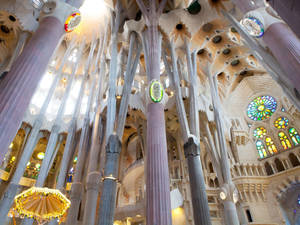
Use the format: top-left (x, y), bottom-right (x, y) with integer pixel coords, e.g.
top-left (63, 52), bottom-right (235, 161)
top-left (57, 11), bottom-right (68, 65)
top-left (253, 127), bottom-right (266, 138)
top-left (274, 117), bottom-right (289, 129)
top-left (247, 96), bottom-right (277, 121)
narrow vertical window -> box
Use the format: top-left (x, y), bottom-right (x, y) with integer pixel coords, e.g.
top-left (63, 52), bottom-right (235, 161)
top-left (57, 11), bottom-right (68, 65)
top-left (256, 140), bottom-right (267, 158)
top-left (265, 137), bottom-right (277, 154)
top-left (278, 132), bottom-right (292, 149)
top-left (289, 128), bottom-right (300, 146)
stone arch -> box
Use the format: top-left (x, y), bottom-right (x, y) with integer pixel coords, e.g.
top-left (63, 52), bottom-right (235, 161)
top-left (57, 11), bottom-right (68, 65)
top-left (274, 158), bottom-right (285, 172)
top-left (288, 153), bottom-right (300, 167)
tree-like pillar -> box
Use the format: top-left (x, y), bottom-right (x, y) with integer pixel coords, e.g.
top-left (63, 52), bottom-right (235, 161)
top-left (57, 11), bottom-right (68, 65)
top-left (207, 74), bottom-right (239, 225)
top-left (98, 135), bottom-right (121, 225)
top-left (137, 0), bottom-right (172, 224)
top-left (0, 0), bottom-right (76, 162)
top-left (184, 137), bottom-right (212, 225)
top-left (66, 30), bottom-right (107, 225)
top-left (229, 1), bottom-right (300, 94)
top-left (163, 39), bottom-right (212, 225)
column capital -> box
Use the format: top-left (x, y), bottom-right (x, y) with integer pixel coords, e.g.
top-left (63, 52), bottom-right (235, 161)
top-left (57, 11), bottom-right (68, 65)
top-left (39, 0), bottom-right (79, 28)
top-left (106, 134), bottom-right (122, 154)
top-left (219, 183), bottom-right (239, 203)
top-left (183, 136), bottom-right (200, 158)
top-left (241, 7), bottom-right (282, 36)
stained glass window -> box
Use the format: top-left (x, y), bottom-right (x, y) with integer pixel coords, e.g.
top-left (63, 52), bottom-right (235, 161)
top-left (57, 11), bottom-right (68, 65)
top-left (256, 140), bottom-right (267, 158)
top-left (265, 137), bottom-right (277, 154)
top-left (247, 96), bottom-right (277, 121)
top-left (278, 132), bottom-right (292, 150)
top-left (274, 117), bottom-right (289, 129)
top-left (253, 127), bottom-right (266, 139)
top-left (289, 128), bottom-right (300, 146)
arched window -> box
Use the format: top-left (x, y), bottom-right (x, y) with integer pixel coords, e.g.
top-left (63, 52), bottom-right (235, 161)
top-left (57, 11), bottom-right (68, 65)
top-left (256, 140), bottom-right (267, 158)
top-left (289, 128), bottom-right (300, 146)
top-left (288, 153), bottom-right (300, 167)
top-left (278, 132), bottom-right (292, 150)
top-left (274, 158), bottom-right (285, 172)
top-left (265, 137), bottom-right (277, 154)
top-left (264, 162), bottom-right (273, 175)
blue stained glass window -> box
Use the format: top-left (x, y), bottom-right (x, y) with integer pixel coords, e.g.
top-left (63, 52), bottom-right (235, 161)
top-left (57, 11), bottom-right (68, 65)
top-left (247, 96), bottom-right (277, 121)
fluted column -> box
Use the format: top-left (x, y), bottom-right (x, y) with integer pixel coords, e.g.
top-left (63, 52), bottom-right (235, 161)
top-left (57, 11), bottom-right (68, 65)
top-left (229, 1), bottom-right (300, 94)
top-left (98, 135), bottom-right (121, 225)
top-left (136, 0), bottom-right (172, 224)
top-left (0, 31), bottom-right (29, 77)
top-left (267, 0), bottom-right (300, 37)
top-left (0, 37), bottom-right (76, 221)
top-left (0, 16), bottom-right (64, 162)
top-left (184, 138), bottom-right (211, 225)
top-left (262, 22), bottom-right (300, 91)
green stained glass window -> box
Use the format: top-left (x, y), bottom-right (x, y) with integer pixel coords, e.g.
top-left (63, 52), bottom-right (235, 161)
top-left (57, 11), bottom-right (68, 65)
top-left (278, 131), bottom-right (292, 150)
top-left (247, 96), bottom-right (277, 121)
top-left (289, 128), bottom-right (300, 146)
top-left (256, 140), bottom-right (267, 158)
top-left (265, 137), bottom-right (277, 155)
top-left (274, 117), bottom-right (289, 129)
top-left (253, 127), bottom-right (266, 139)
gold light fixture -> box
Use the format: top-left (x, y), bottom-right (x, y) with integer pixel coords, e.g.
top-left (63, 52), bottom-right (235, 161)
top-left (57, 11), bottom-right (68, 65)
top-left (37, 152), bottom-right (45, 160)
top-left (14, 187), bottom-right (70, 224)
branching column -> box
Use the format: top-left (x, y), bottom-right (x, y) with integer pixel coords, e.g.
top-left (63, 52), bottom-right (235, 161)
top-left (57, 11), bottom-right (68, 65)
top-left (136, 0), bottom-right (172, 224)
top-left (67, 28), bottom-right (107, 224)
top-left (98, 31), bottom-right (141, 225)
top-left (207, 74), bottom-right (239, 225)
top-left (163, 39), bottom-right (212, 225)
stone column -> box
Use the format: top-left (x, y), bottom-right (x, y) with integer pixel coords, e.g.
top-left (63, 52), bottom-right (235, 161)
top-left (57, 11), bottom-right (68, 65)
top-left (262, 22), bottom-right (300, 92)
top-left (98, 135), bottom-right (121, 225)
top-left (229, 1), bottom-right (300, 94)
top-left (163, 40), bottom-right (212, 225)
top-left (66, 30), bottom-right (107, 225)
top-left (35, 40), bottom-right (85, 189)
top-left (136, 0), bottom-right (172, 224)
top-left (0, 16), bottom-right (64, 162)
top-left (267, 0), bottom-right (300, 37)
top-left (0, 31), bottom-right (29, 77)
top-left (184, 137), bottom-right (212, 225)
top-left (207, 75), bottom-right (239, 225)
top-left (81, 15), bottom-right (112, 225)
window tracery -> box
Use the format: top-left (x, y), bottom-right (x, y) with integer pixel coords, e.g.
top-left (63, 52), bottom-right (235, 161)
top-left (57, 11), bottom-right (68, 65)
top-left (278, 131), bottom-right (292, 150)
top-left (247, 96), bottom-right (299, 159)
top-left (289, 128), bottom-right (300, 146)
top-left (265, 137), bottom-right (277, 155)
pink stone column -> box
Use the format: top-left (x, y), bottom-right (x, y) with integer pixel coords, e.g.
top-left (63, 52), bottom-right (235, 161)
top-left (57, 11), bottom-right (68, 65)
top-left (145, 25), bottom-right (172, 225)
top-left (0, 16), bottom-right (64, 162)
top-left (263, 22), bottom-right (300, 93)
top-left (267, 0), bottom-right (300, 38)
top-left (231, 0), bottom-right (300, 94)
